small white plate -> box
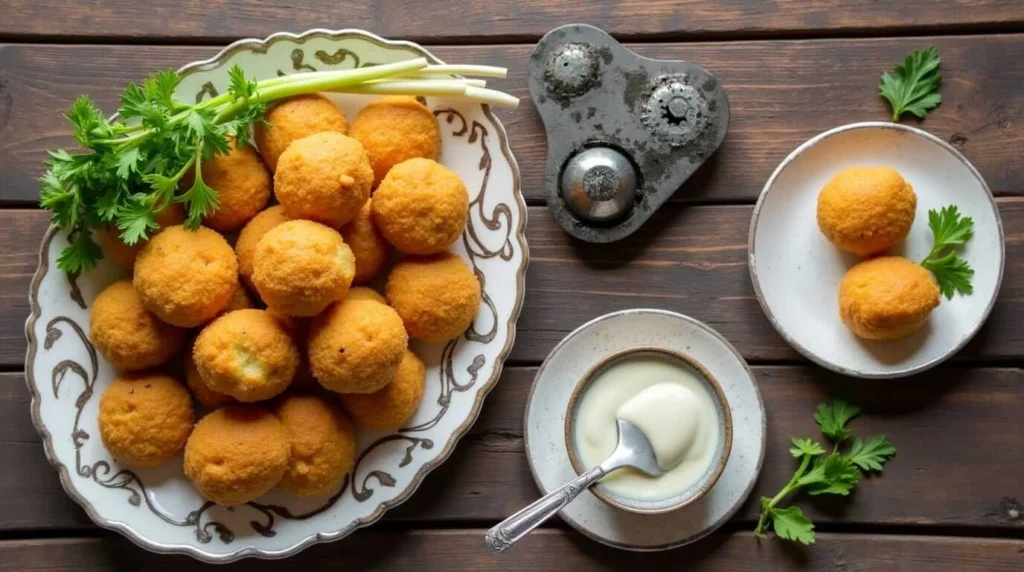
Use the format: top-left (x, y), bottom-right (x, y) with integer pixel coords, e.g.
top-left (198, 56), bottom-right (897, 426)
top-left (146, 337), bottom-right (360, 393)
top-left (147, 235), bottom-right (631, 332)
top-left (524, 309), bottom-right (765, 551)
top-left (749, 122), bottom-right (1004, 378)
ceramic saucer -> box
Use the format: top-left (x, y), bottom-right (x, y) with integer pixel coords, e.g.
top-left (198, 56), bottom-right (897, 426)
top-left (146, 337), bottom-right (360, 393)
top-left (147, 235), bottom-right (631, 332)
top-left (523, 309), bottom-right (766, 551)
top-left (749, 122), bottom-right (1004, 378)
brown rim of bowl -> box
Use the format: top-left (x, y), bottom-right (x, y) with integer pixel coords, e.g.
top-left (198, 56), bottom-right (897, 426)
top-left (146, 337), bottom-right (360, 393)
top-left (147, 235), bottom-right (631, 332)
top-left (562, 345), bottom-right (734, 515)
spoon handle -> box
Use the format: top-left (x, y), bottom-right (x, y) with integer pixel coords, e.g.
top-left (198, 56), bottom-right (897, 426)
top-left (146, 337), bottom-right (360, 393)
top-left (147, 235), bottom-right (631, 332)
top-left (484, 465), bottom-right (605, 552)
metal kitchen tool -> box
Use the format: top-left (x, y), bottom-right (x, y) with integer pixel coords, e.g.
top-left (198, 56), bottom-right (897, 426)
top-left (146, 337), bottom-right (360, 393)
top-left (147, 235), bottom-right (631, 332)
top-left (528, 24), bottom-right (730, 242)
top-left (484, 419), bottom-right (664, 552)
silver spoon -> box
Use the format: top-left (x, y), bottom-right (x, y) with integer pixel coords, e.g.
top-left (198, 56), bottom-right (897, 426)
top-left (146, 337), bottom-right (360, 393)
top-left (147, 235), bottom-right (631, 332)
top-left (484, 419), bottom-right (664, 552)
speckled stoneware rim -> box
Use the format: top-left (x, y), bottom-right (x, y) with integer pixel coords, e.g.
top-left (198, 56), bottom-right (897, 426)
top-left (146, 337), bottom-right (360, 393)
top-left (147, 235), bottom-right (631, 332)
top-left (524, 309), bottom-right (766, 551)
top-left (748, 121), bottom-right (1005, 379)
top-left (562, 345), bottom-right (733, 515)
top-left (24, 28), bottom-right (528, 563)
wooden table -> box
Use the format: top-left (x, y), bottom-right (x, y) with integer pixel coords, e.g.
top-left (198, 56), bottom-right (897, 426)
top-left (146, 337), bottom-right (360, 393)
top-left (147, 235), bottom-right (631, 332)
top-left (2, 2), bottom-right (1023, 569)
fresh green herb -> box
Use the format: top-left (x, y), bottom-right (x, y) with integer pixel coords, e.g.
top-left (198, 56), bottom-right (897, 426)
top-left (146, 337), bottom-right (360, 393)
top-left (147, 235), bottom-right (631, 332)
top-left (920, 205), bottom-right (975, 299)
top-left (879, 46), bottom-right (942, 122)
top-left (39, 60), bottom-right (517, 275)
top-left (754, 400), bottom-right (896, 545)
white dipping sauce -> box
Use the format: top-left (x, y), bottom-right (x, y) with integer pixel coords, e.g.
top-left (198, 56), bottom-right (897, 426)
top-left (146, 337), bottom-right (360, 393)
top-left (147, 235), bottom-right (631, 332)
top-left (574, 356), bottom-right (720, 501)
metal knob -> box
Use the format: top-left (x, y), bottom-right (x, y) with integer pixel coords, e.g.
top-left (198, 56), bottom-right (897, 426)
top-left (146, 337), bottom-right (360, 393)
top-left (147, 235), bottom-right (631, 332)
top-left (559, 147), bottom-right (637, 223)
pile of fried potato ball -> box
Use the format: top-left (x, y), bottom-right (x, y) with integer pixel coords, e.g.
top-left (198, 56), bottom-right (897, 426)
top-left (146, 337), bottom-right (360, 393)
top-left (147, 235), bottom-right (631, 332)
top-left (816, 166), bottom-right (939, 340)
top-left (90, 94), bottom-right (482, 506)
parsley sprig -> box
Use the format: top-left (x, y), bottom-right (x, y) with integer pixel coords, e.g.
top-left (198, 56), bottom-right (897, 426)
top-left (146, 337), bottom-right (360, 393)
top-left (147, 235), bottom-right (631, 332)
top-left (921, 205), bottom-right (975, 299)
top-left (754, 400), bottom-right (896, 545)
top-left (880, 46), bottom-right (942, 122)
top-left (39, 58), bottom-right (517, 275)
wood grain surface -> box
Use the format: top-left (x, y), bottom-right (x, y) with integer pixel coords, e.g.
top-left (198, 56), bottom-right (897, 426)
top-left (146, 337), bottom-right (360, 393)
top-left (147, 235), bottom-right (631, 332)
top-left (3, 202), bottom-right (1023, 368)
top-left (3, 1), bottom-right (1024, 42)
top-left (1, 532), bottom-right (1022, 570)
top-left (4, 365), bottom-right (1022, 531)
top-left (3, 36), bottom-right (1024, 205)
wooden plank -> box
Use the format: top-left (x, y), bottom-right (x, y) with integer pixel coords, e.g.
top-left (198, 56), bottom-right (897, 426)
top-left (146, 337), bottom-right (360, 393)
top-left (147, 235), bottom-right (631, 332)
top-left (3, 203), bottom-right (1024, 368)
top-left (3, 36), bottom-right (1024, 205)
top-left (4, 366), bottom-right (1023, 530)
top-left (2, 1), bottom-right (1024, 42)
top-left (1, 532), bottom-right (1022, 570)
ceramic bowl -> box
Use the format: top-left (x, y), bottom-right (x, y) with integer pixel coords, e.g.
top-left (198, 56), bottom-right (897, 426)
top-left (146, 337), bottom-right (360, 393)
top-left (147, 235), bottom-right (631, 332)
top-left (564, 346), bottom-right (733, 514)
top-left (25, 29), bottom-right (527, 563)
top-left (749, 122), bottom-right (1004, 378)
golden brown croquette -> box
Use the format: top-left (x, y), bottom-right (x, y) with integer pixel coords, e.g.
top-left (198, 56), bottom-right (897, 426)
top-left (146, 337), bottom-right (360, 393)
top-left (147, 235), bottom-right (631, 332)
top-left (98, 371), bottom-right (194, 468)
top-left (133, 226), bottom-right (237, 327)
top-left (184, 339), bottom-right (235, 410)
top-left (254, 94), bottom-right (348, 172)
top-left (186, 142), bottom-right (271, 232)
top-left (348, 96), bottom-right (441, 185)
top-left (341, 200), bottom-right (389, 284)
top-left (235, 205), bottom-right (291, 292)
top-left (385, 253), bottom-right (481, 342)
top-left (341, 350), bottom-right (426, 430)
top-left (839, 256), bottom-right (940, 340)
top-left (183, 404), bottom-right (290, 506)
top-left (193, 309), bottom-right (299, 402)
top-left (223, 280), bottom-right (255, 314)
top-left (275, 394), bottom-right (356, 496)
top-left (96, 203), bottom-right (186, 270)
top-left (308, 298), bottom-right (408, 394)
top-left (274, 132), bottom-right (373, 228)
top-left (371, 158), bottom-right (468, 255)
top-left (817, 167), bottom-right (917, 257)
top-left (90, 279), bottom-right (186, 370)
top-left (253, 220), bottom-right (356, 317)
top-left (346, 286), bottom-right (386, 304)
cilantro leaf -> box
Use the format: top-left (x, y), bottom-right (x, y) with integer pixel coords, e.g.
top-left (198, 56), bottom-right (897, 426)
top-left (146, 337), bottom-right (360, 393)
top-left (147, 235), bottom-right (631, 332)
top-left (769, 506), bottom-right (815, 545)
top-left (115, 147), bottom-right (142, 180)
top-left (228, 64), bottom-right (258, 101)
top-left (801, 453), bottom-right (861, 496)
top-left (880, 47), bottom-right (942, 121)
top-left (116, 195), bottom-right (159, 246)
top-left (790, 437), bottom-right (826, 458)
top-left (144, 69), bottom-right (181, 110)
top-left (814, 400), bottom-right (860, 443)
top-left (921, 205), bottom-right (975, 299)
top-left (848, 435), bottom-right (897, 472)
top-left (175, 153), bottom-right (220, 229)
top-left (56, 230), bottom-right (103, 274)
top-left (67, 95), bottom-right (111, 146)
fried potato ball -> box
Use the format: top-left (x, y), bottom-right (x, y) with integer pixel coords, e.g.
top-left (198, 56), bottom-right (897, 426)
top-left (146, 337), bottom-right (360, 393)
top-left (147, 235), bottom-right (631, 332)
top-left (184, 339), bottom-right (235, 410)
top-left (133, 226), bottom-right (237, 327)
top-left (193, 309), bottom-right (300, 402)
top-left (223, 280), bottom-right (255, 314)
top-left (308, 298), bottom-right (408, 394)
top-left (254, 94), bottom-right (348, 172)
top-left (341, 350), bottom-right (426, 430)
top-left (184, 404), bottom-right (290, 506)
top-left (184, 142), bottom-right (271, 232)
top-left (817, 167), bottom-right (917, 257)
top-left (98, 371), bottom-right (193, 468)
top-left (372, 158), bottom-right (468, 255)
top-left (236, 205), bottom-right (291, 292)
top-left (90, 279), bottom-right (186, 370)
top-left (96, 203), bottom-right (186, 269)
top-left (839, 256), bottom-right (940, 340)
top-left (253, 220), bottom-right (356, 316)
top-left (341, 200), bottom-right (389, 284)
top-left (275, 394), bottom-right (356, 496)
top-left (386, 253), bottom-right (481, 342)
top-left (346, 286), bottom-right (386, 304)
top-left (348, 96), bottom-right (441, 185)
top-left (274, 132), bottom-right (373, 228)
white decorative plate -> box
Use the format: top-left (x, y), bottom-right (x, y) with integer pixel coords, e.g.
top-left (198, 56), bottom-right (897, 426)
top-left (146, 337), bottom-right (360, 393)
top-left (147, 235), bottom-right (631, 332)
top-left (524, 310), bottom-right (766, 551)
top-left (749, 122), bottom-right (1003, 378)
top-left (25, 29), bottom-right (527, 562)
